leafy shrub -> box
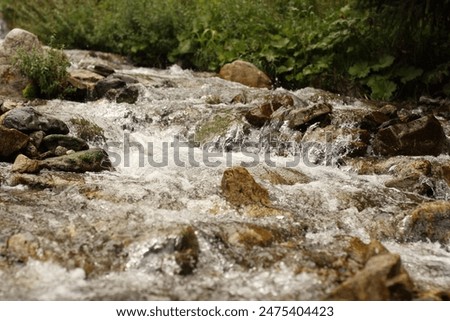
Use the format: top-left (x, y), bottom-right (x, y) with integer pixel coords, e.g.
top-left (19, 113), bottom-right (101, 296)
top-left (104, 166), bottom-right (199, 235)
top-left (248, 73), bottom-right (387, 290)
top-left (2, 0), bottom-right (449, 100)
top-left (13, 45), bottom-right (71, 99)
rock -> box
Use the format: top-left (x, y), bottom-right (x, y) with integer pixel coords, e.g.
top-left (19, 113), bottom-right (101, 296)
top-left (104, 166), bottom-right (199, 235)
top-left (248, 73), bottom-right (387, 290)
top-left (442, 165), bottom-right (450, 186)
top-left (403, 201), bottom-right (450, 243)
top-left (227, 225), bottom-right (274, 248)
top-left (6, 232), bottom-right (40, 262)
top-left (29, 130), bottom-right (45, 149)
top-left (116, 85), bottom-right (139, 104)
top-left (219, 60), bottom-right (272, 89)
top-left (41, 134), bottom-right (89, 152)
top-left (346, 238), bottom-right (389, 265)
top-left (54, 146), bottom-right (68, 156)
top-left (301, 125), bottom-right (370, 160)
top-left (245, 93), bottom-right (295, 127)
top-left (2, 107), bottom-right (69, 134)
top-left (91, 64), bottom-right (115, 77)
top-left (329, 253), bottom-right (414, 300)
top-left (11, 154), bottom-right (40, 174)
top-left (9, 172), bottom-right (85, 189)
top-left (70, 69), bottom-right (104, 83)
top-left (67, 69), bottom-right (104, 101)
top-left (0, 126), bottom-right (29, 159)
top-left (0, 29), bottom-right (42, 97)
top-left (40, 148), bottom-right (112, 173)
top-left (252, 166), bottom-right (312, 185)
top-left (93, 75), bottom-right (126, 99)
top-left (0, 28), bottom-right (41, 57)
top-left (373, 115), bottom-right (447, 156)
top-left (287, 103), bottom-right (332, 129)
top-left (174, 226), bottom-right (200, 275)
top-left (221, 166), bottom-right (271, 207)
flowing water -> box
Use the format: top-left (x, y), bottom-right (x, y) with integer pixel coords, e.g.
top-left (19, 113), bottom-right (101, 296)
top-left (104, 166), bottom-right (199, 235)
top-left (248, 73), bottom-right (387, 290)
top-left (0, 52), bottom-right (449, 300)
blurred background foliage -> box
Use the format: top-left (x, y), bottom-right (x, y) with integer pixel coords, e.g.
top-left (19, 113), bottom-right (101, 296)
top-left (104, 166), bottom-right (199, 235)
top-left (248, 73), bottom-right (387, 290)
top-left (1, 0), bottom-right (449, 101)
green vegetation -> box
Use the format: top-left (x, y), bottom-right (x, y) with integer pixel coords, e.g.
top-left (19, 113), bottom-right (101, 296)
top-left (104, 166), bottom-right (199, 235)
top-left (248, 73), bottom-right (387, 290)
top-left (2, 0), bottom-right (449, 100)
top-left (13, 45), bottom-right (71, 99)
top-left (69, 117), bottom-right (105, 144)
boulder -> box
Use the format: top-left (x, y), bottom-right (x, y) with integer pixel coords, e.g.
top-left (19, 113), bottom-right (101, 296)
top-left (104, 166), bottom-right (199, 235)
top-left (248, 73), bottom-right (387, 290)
top-left (287, 103), bottom-right (332, 129)
top-left (329, 253), bottom-right (414, 300)
top-left (93, 75), bottom-right (126, 99)
top-left (373, 115), bottom-right (447, 156)
top-left (116, 85), bottom-right (139, 104)
top-left (219, 60), bottom-right (272, 89)
top-left (404, 201), bottom-right (450, 243)
top-left (41, 134), bottom-right (89, 152)
top-left (245, 93), bottom-right (296, 127)
top-left (0, 28), bottom-right (42, 97)
top-left (2, 107), bottom-right (69, 134)
top-left (11, 154), bottom-right (40, 174)
top-left (0, 126), bottom-right (29, 159)
top-left (221, 166), bottom-right (271, 207)
top-left (90, 64), bottom-right (115, 77)
top-left (40, 148), bottom-right (112, 173)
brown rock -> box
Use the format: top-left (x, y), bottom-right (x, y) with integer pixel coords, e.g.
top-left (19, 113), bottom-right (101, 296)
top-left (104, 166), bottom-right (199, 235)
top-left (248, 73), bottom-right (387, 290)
top-left (11, 154), bottom-right (40, 174)
top-left (245, 94), bottom-right (296, 127)
top-left (441, 165), bottom-right (450, 186)
top-left (287, 103), bottom-right (332, 129)
top-left (174, 226), bottom-right (200, 275)
top-left (253, 166), bottom-right (311, 185)
top-left (221, 166), bottom-right (271, 207)
top-left (219, 60), bottom-right (272, 89)
top-left (329, 253), bottom-right (414, 300)
top-left (404, 201), bottom-right (450, 242)
top-left (373, 115), bottom-right (447, 156)
top-left (0, 126), bottom-right (29, 159)
top-left (6, 232), bottom-right (40, 262)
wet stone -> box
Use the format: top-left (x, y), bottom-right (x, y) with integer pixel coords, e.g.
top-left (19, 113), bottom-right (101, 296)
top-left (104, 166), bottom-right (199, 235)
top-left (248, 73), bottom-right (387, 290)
top-left (287, 103), bottom-right (332, 130)
top-left (1, 107), bottom-right (69, 134)
top-left (11, 154), bottom-right (40, 174)
top-left (42, 134), bottom-right (89, 152)
top-left (404, 201), bottom-right (450, 243)
top-left (6, 232), bottom-right (40, 262)
top-left (40, 148), bottom-right (113, 173)
top-left (174, 226), bottom-right (200, 275)
top-left (0, 126), bottom-right (29, 159)
top-left (328, 253), bottom-right (414, 300)
top-left (373, 115), bottom-right (447, 156)
top-left (221, 166), bottom-right (271, 207)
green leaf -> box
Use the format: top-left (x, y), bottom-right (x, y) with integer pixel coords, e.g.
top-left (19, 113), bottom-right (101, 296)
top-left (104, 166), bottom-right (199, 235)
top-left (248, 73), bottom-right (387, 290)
top-left (348, 61), bottom-right (370, 78)
top-left (395, 66), bottom-right (423, 84)
top-left (367, 76), bottom-right (397, 101)
top-left (371, 55), bottom-right (395, 72)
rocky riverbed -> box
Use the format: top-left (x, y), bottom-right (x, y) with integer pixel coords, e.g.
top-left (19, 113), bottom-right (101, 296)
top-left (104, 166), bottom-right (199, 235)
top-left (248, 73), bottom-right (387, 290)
top-left (0, 29), bottom-right (449, 300)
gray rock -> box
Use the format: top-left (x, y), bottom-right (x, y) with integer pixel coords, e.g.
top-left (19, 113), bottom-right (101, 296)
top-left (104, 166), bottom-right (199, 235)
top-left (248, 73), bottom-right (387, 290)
top-left (2, 107), bottom-right (69, 134)
top-left (116, 85), bottom-right (139, 104)
top-left (0, 29), bottom-right (42, 97)
top-left (42, 134), bottom-right (89, 152)
top-left (373, 115), bottom-right (447, 156)
top-left (94, 76), bottom-right (126, 99)
top-left (0, 126), bottom-right (29, 159)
